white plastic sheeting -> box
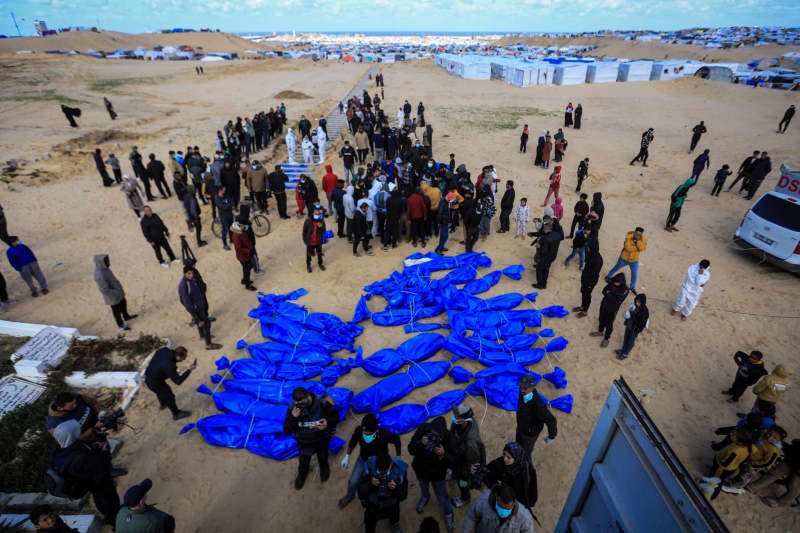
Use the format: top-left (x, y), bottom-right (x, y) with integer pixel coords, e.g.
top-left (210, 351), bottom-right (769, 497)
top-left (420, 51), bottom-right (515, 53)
top-left (649, 60), bottom-right (704, 80)
top-left (586, 62), bottom-right (620, 83)
top-left (617, 61), bottom-right (653, 81)
top-left (554, 63), bottom-right (589, 85)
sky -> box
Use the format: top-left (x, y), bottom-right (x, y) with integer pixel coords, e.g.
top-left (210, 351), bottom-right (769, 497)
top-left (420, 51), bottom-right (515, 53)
top-left (1, 0), bottom-right (798, 36)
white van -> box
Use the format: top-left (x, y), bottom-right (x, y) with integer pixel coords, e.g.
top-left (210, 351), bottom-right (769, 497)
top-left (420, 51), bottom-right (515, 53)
top-left (734, 164), bottom-right (800, 273)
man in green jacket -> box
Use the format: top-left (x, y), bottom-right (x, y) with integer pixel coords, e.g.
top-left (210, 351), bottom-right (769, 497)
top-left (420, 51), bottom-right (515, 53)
top-left (116, 479), bottom-right (175, 533)
top-left (665, 177), bottom-right (696, 232)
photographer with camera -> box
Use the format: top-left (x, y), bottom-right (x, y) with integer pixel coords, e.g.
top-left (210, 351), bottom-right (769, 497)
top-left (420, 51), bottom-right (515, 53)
top-left (144, 346), bottom-right (196, 421)
top-left (283, 387), bottom-right (339, 490)
top-left (515, 375), bottom-right (557, 461)
top-left (449, 404), bottom-right (486, 511)
top-left (357, 452), bottom-right (408, 533)
top-left (46, 392), bottom-right (100, 438)
top-left (485, 442), bottom-right (538, 511)
top-left (49, 420), bottom-right (120, 527)
top-left (408, 416), bottom-right (456, 532)
top-left (116, 478), bottom-right (176, 533)
top-left (463, 484), bottom-right (534, 533)
top-left (338, 413), bottom-right (401, 509)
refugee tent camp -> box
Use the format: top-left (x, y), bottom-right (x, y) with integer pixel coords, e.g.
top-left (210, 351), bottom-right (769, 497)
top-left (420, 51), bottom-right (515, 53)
top-left (586, 61), bottom-right (620, 83)
top-left (552, 59), bottom-right (591, 85)
top-left (694, 65), bottom-right (734, 82)
top-left (617, 60), bottom-right (653, 81)
top-left (649, 60), bottom-right (704, 80)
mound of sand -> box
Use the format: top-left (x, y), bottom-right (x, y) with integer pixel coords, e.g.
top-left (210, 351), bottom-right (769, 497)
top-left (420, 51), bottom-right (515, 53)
top-left (274, 90), bottom-right (313, 99)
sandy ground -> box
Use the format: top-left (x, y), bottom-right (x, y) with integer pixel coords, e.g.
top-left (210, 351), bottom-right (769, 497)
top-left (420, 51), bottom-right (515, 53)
top-left (1, 55), bottom-right (800, 533)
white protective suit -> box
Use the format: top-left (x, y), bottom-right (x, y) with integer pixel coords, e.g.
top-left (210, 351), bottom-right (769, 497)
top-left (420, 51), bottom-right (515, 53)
top-left (673, 263), bottom-right (710, 317)
top-left (316, 126), bottom-right (327, 164)
top-left (397, 108), bottom-right (404, 128)
top-left (367, 178), bottom-right (385, 236)
top-left (301, 137), bottom-right (314, 165)
top-left (285, 128), bottom-right (297, 164)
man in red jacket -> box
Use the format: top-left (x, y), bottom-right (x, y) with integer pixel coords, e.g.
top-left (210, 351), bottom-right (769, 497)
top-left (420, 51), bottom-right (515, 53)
top-left (407, 187), bottom-right (428, 247)
top-left (302, 206), bottom-right (327, 273)
top-left (321, 164), bottom-right (338, 216)
top-left (231, 222), bottom-right (257, 291)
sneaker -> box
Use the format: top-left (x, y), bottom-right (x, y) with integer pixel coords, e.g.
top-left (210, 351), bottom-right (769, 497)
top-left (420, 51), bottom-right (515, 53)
top-left (307, 264), bottom-right (313, 273)
top-left (319, 264), bottom-right (326, 271)
top-left (223, 245), bottom-right (231, 251)
top-left (415, 495), bottom-right (429, 513)
top-left (294, 472), bottom-right (307, 490)
top-left (173, 410), bottom-right (191, 420)
top-left (721, 485), bottom-right (746, 495)
top-left (382, 246), bottom-right (389, 251)
top-left (31, 291), bottom-right (39, 298)
top-left (354, 252), bottom-right (361, 257)
top-left (172, 259), bottom-right (181, 263)
top-left (3, 298), bottom-right (17, 305)
top-left (366, 250), bottom-right (375, 256)
top-left (451, 496), bottom-right (468, 508)
top-left (589, 331), bottom-right (603, 337)
top-left (600, 338), bottom-right (610, 348)
top-left (208, 316), bottom-right (216, 322)
top-left (441, 248), bottom-right (448, 252)
top-left (445, 513), bottom-right (456, 532)
top-left (572, 306), bottom-right (584, 312)
top-left (576, 311), bottom-right (587, 318)
top-left (198, 240), bottom-right (208, 247)
top-left (126, 314), bottom-right (139, 320)
top-left (161, 262), bottom-right (170, 268)
top-left (41, 289), bottom-right (49, 295)
top-left (254, 270), bottom-right (265, 275)
top-left (245, 285), bottom-right (257, 291)
top-left (205, 343), bottom-right (223, 350)
top-left (120, 325), bottom-right (131, 331)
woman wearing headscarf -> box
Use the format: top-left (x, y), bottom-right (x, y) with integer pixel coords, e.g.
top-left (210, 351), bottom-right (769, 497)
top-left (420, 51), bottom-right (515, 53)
top-left (120, 175), bottom-right (145, 218)
top-left (417, 102), bottom-right (426, 127)
top-left (93, 148), bottom-right (113, 187)
top-left (542, 166), bottom-right (561, 207)
top-left (615, 292), bottom-right (649, 360)
top-left (590, 192), bottom-right (605, 234)
top-left (551, 195), bottom-right (563, 221)
top-left (591, 272), bottom-right (629, 348)
top-left (541, 135), bottom-right (552, 169)
top-left (484, 441), bottom-right (538, 510)
top-left (574, 103), bottom-right (583, 129)
top-left (423, 124), bottom-right (433, 158)
top-left (565, 102), bottom-right (574, 127)
top-left (534, 131), bottom-right (546, 167)
top-left (574, 238), bottom-right (604, 317)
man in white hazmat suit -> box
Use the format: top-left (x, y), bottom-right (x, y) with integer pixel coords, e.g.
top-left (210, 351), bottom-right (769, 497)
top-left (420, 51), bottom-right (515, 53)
top-left (397, 107), bottom-right (404, 128)
top-left (316, 125), bottom-right (327, 164)
top-left (672, 259), bottom-right (710, 320)
top-left (301, 137), bottom-right (314, 165)
top-left (285, 128), bottom-right (297, 164)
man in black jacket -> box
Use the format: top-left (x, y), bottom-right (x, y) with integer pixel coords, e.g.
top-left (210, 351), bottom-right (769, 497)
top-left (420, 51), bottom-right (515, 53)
top-left (778, 104), bottom-right (795, 133)
top-left (146, 154), bottom-right (171, 199)
top-left (689, 121), bottom-right (707, 152)
top-left (532, 223), bottom-right (562, 289)
top-left (497, 180), bottom-right (515, 233)
top-left (386, 190), bottom-right (404, 249)
top-left (358, 453), bottom-right (408, 533)
top-left (283, 387), bottom-right (339, 490)
top-left (515, 375), bottom-right (557, 460)
top-left (352, 202), bottom-right (373, 256)
top-left (727, 150), bottom-right (760, 193)
top-left (331, 179), bottom-right (347, 237)
top-left (723, 350), bottom-right (768, 403)
top-left (461, 192), bottom-right (480, 252)
top-left (574, 238), bottom-right (603, 318)
top-left (339, 140), bottom-right (357, 185)
top-left (745, 152), bottom-right (772, 200)
top-left (268, 165), bottom-right (289, 219)
top-left (298, 115), bottom-right (312, 140)
top-left (408, 416), bottom-right (456, 530)
top-left (140, 207), bottom-right (177, 266)
top-left (144, 346), bottom-right (195, 420)
top-left (338, 413), bottom-right (401, 509)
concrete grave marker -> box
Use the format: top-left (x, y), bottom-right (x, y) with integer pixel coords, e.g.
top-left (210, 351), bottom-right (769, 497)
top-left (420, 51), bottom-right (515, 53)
top-left (12, 326), bottom-right (71, 377)
top-left (0, 375), bottom-right (46, 420)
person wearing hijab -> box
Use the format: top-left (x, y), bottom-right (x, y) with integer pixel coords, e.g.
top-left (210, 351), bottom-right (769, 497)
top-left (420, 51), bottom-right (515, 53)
top-left (616, 293), bottom-right (649, 360)
top-left (574, 237), bottom-right (603, 317)
top-left (285, 128), bottom-right (297, 164)
top-left (534, 131), bottom-right (546, 166)
top-left (591, 272), bottom-right (629, 348)
top-left (423, 124), bottom-right (434, 158)
top-left (590, 192), bottom-right (605, 235)
top-left (541, 135), bottom-right (552, 169)
top-left (550, 195), bottom-right (563, 221)
top-left (672, 260), bottom-right (710, 320)
top-left (542, 166), bottom-right (561, 206)
top-left (120, 175), bottom-right (145, 218)
top-left (484, 442), bottom-right (538, 510)
top-left (564, 102), bottom-right (574, 127)
top-left (417, 102), bottom-right (426, 127)
top-left (93, 148), bottom-right (113, 187)
top-left (574, 104), bottom-right (583, 129)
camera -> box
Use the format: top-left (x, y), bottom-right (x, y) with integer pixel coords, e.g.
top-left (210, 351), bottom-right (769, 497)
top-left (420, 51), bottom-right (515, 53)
top-left (99, 408), bottom-right (125, 432)
top-left (375, 472), bottom-right (391, 499)
top-left (424, 433), bottom-right (442, 453)
top-left (470, 464), bottom-right (487, 490)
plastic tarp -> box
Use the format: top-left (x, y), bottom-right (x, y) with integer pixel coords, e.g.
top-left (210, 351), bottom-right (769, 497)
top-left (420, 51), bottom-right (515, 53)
top-left (617, 61), bottom-right (652, 82)
top-left (554, 63), bottom-right (588, 85)
top-left (586, 62), bottom-right (620, 83)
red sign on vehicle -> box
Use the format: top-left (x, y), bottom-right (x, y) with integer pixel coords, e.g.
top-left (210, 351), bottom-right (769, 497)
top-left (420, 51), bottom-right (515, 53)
top-left (775, 164), bottom-right (800, 199)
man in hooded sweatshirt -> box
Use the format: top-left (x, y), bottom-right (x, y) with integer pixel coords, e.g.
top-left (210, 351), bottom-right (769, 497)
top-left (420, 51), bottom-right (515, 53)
top-left (615, 293), bottom-right (649, 360)
top-left (283, 387), bottom-right (339, 490)
top-left (591, 273), bottom-right (629, 348)
top-left (407, 187), bottom-right (428, 247)
top-left (231, 222), bottom-right (257, 291)
top-left (343, 185), bottom-right (356, 242)
top-left (322, 165), bottom-right (339, 216)
top-left (93, 254), bottom-right (138, 331)
top-left (6, 236), bottom-right (48, 298)
top-left (723, 350), bottom-right (768, 403)
top-left (302, 206), bottom-right (327, 273)
top-left (752, 365), bottom-right (793, 412)
top-left (605, 227), bottom-right (646, 293)
top-left (574, 239), bottom-right (603, 318)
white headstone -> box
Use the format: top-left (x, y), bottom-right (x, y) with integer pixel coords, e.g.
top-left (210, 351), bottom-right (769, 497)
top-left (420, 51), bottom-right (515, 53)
top-left (0, 375), bottom-right (46, 420)
top-left (12, 327), bottom-right (70, 377)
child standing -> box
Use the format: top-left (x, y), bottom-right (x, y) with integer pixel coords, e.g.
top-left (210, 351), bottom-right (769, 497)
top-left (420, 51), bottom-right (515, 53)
top-left (564, 226), bottom-right (589, 270)
top-left (711, 165), bottom-right (732, 196)
top-left (513, 197), bottom-right (530, 239)
top-left (520, 124), bottom-right (529, 153)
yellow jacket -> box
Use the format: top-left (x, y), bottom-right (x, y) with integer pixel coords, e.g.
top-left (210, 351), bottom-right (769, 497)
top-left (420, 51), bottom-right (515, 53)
top-left (619, 231), bottom-right (647, 262)
top-left (753, 365), bottom-right (793, 404)
top-left (713, 443), bottom-right (750, 477)
top-left (749, 440), bottom-right (783, 469)
top-left (421, 183), bottom-right (442, 211)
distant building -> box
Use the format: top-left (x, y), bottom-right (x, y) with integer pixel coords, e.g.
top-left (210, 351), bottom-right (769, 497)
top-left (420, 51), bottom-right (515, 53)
top-left (34, 19), bottom-right (48, 36)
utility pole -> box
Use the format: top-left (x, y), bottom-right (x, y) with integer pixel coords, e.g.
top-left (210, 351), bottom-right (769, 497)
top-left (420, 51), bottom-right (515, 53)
top-left (10, 12), bottom-right (22, 37)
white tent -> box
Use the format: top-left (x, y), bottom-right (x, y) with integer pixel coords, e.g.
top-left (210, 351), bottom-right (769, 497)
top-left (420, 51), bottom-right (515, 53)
top-left (553, 63), bottom-right (589, 85)
top-left (617, 61), bottom-right (653, 81)
top-left (200, 55), bottom-right (226, 62)
top-left (537, 64), bottom-right (555, 85)
top-left (586, 62), bottom-right (619, 83)
top-left (650, 60), bottom-right (704, 80)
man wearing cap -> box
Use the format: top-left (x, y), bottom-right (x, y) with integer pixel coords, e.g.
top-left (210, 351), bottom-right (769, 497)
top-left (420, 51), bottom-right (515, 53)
top-left (516, 375), bottom-right (557, 459)
top-left (116, 479), bottom-right (175, 533)
top-left (144, 346), bottom-right (196, 421)
top-left (449, 404), bottom-right (485, 509)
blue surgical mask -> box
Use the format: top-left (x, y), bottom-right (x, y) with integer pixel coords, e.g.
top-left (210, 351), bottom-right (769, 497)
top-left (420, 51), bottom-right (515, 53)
top-left (522, 392), bottom-right (534, 404)
top-left (314, 215), bottom-right (323, 221)
top-left (495, 503), bottom-right (512, 519)
top-left (363, 432), bottom-right (376, 444)
top-left (452, 415), bottom-right (458, 424)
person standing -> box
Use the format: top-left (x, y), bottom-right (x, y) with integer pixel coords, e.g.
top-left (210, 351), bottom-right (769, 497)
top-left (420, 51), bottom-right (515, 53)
top-left (144, 346), bottom-right (196, 420)
top-left (140, 206), bottom-right (177, 267)
top-left (710, 165), bottom-right (732, 196)
top-left (574, 238), bottom-right (603, 318)
top-left (355, 127), bottom-right (370, 165)
top-left (246, 160), bottom-right (269, 213)
top-left (301, 136), bottom-right (314, 166)
top-left (532, 223), bottom-right (561, 290)
top-left (357, 453), bottom-right (408, 533)
top-left (723, 350), bottom-right (767, 403)
top-left (542, 166), bottom-right (561, 207)
top-left (408, 416), bottom-right (456, 531)
top-left (575, 157), bottom-right (589, 192)
top-left (93, 254), bottom-right (137, 331)
top-left (615, 293), bottom-right (649, 360)
top-left (745, 151), bottom-right (772, 200)
top-left (484, 442), bottom-right (538, 511)
top-left (317, 124), bottom-right (328, 164)
top-left (386, 185), bottom-right (404, 249)
top-left (116, 479), bottom-right (175, 533)
top-left (564, 102), bottom-right (574, 127)
top-left (541, 135), bottom-right (552, 169)
top-left (322, 165), bottom-right (339, 215)
top-left (689, 121), bottom-right (707, 152)
top-left (563, 225), bottom-right (589, 270)
top-left (146, 154), bottom-right (171, 199)
top-left (339, 140), bottom-right (357, 185)
top-left (338, 413), bottom-right (402, 510)
top-left (591, 273), bottom-right (629, 348)
top-left (407, 188), bottom-right (428, 248)
top-left (103, 97), bottom-right (117, 120)
top-left (302, 206), bottom-right (327, 273)
top-left (690, 149), bottom-right (711, 181)
top-left (519, 124), bottom-right (529, 153)
top-left (285, 128), bottom-right (297, 164)
top-left (778, 104), bottom-right (795, 133)
top-left (567, 193), bottom-right (589, 238)
top-left (752, 365), bottom-right (793, 413)
top-left (630, 128), bottom-right (654, 166)
top-left (353, 202), bottom-right (373, 256)
top-left (93, 148), bottom-right (113, 187)
top-left (574, 103), bottom-right (583, 129)
top-left (231, 222), bottom-right (257, 291)
top-left (6, 236), bottom-right (48, 297)
top-left (497, 180), bottom-right (515, 234)
top-left (462, 485), bottom-right (535, 533)
top-left (534, 131), bottom-right (546, 167)
top-left (129, 147), bottom-right (155, 202)
top-left (104, 152), bottom-right (122, 184)
top-left (173, 174), bottom-right (206, 247)
top-left (449, 404), bottom-right (485, 510)
top-left (672, 259), bottom-right (710, 320)
top-left (216, 188), bottom-right (235, 250)
top-left (268, 165), bottom-right (289, 219)
top-left (177, 267), bottom-right (222, 350)
top-left (331, 179), bottom-right (347, 238)
top-left (515, 374), bottom-right (557, 460)
top-left (284, 387), bottom-right (339, 490)
top-left (120, 175), bottom-right (146, 218)
top-left (605, 227), bottom-right (646, 293)
top-left (513, 197), bottom-right (530, 239)
top-left (666, 178), bottom-right (696, 232)
top-left (727, 151), bottom-right (760, 193)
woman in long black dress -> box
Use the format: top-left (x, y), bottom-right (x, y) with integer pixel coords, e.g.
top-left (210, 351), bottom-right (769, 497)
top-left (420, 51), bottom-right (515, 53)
top-left (564, 102), bottom-right (574, 127)
top-left (574, 104), bottom-right (583, 129)
top-left (534, 130), bottom-right (546, 166)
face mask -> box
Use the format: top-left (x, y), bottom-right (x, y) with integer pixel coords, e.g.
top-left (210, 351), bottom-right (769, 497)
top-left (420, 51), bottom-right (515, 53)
top-left (363, 432), bottom-right (376, 444)
top-left (314, 215), bottom-right (323, 221)
top-left (452, 415), bottom-right (458, 424)
top-left (495, 503), bottom-right (512, 519)
top-left (522, 392), bottom-right (534, 403)
top-left (427, 163), bottom-right (433, 168)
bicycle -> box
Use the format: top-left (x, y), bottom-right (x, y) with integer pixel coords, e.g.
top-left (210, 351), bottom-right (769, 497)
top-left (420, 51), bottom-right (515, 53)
top-left (211, 211), bottom-right (271, 239)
